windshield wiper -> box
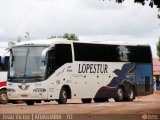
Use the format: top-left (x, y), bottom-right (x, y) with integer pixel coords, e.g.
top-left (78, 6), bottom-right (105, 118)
top-left (9, 76), bottom-right (24, 79)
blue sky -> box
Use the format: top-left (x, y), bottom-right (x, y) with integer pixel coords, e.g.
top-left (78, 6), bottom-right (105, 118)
top-left (0, 0), bottom-right (159, 57)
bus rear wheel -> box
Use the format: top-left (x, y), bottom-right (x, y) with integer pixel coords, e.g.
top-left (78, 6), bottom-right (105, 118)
top-left (126, 86), bottom-right (135, 101)
top-left (26, 100), bottom-right (35, 105)
top-left (114, 87), bottom-right (124, 102)
top-left (0, 90), bottom-right (8, 104)
top-left (81, 98), bottom-right (92, 103)
top-left (58, 87), bottom-right (68, 104)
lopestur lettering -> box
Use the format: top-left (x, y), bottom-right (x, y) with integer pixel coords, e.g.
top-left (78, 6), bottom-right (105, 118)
top-left (78, 64), bottom-right (108, 73)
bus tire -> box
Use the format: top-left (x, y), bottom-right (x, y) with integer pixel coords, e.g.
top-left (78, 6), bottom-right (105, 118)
top-left (0, 90), bottom-right (8, 104)
top-left (58, 87), bottom-right (67, 104)
top-left (114, 87), bottom-right (124, 102)
top-left (81, 98), bottom-right (92, 103)
top-left (126, 86), bottom-right (135, 101)
top-left (93, 98), bottom-right (108, 103)
top-left (26, 100), bottom-right (35, 105)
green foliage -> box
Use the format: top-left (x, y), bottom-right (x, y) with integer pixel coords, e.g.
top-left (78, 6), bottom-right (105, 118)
top-left (101, 0), bottom-right (160, 9)
top-left (48, 33), bottom-right (79, 41)
top-left (157, 38), bottom-right (160, 59)
top-left (63, 33), bottom-right (79, 41)
top-left (63, 33), bottom-right (69, 39)
top-left (101, 0), bottom-right (160, 19)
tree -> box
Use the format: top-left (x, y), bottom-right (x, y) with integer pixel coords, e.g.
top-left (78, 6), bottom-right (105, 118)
top-left (48, 33), bottom-right (79, 41)
top-left (101, 0), bottom-right (160, 9)
top-left (157, 38), bottom-right (160, 59)
top-left (63, 33), bottom-right (79, 41)
top-left (63, 33), bottom-right (69, 39)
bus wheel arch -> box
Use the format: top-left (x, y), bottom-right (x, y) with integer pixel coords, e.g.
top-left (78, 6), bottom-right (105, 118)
top-left (0, 89), bottom-right (9, 104)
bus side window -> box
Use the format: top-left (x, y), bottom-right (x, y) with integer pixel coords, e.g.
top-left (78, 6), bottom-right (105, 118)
top-left (55, 44), bottom-right (72, 69)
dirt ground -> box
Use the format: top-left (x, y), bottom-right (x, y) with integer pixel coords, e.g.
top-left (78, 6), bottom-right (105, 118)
top-left (0, 91), bottom-right (160, 120)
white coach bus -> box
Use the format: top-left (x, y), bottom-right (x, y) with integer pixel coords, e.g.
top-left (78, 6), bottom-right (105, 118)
top-left (0, 49), bottom-right (9, 104)
top-left (7, 39), bottom-right (153, 105)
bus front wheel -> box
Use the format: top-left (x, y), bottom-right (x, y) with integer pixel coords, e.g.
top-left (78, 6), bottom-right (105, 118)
top-left (58, 87), bottom-right (68, 104)
top-left (114, 87), bottom-right (124, 102)
top-left (26, 100), bottom-right (35, 105)
top-left (0, 90), bottom-right (8, 104)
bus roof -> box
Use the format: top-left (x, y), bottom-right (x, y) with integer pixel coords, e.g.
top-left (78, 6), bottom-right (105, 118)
top-left (14, 38), bottom-right (70, 47)
top-left (14, 38), bottom-right (150, 47)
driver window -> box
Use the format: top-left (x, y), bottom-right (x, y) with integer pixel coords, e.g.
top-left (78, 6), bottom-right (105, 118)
top-left (46, 49), bottom-right (55, 78)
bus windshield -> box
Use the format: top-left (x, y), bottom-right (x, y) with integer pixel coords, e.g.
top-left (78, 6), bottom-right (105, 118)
top-left (9, 46), bottom-right (47, 80)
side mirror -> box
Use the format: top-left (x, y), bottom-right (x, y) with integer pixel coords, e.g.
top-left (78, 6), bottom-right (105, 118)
top-left (41, 48), bottom-right (49, 65)
top-left (41, 56), bottom-right (47, 62)
top-left (41, 47), bottom-right (55, 63)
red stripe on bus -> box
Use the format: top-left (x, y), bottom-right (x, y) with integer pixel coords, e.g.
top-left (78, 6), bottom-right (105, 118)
top-left (0, 81), bottom-right (7, 87)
